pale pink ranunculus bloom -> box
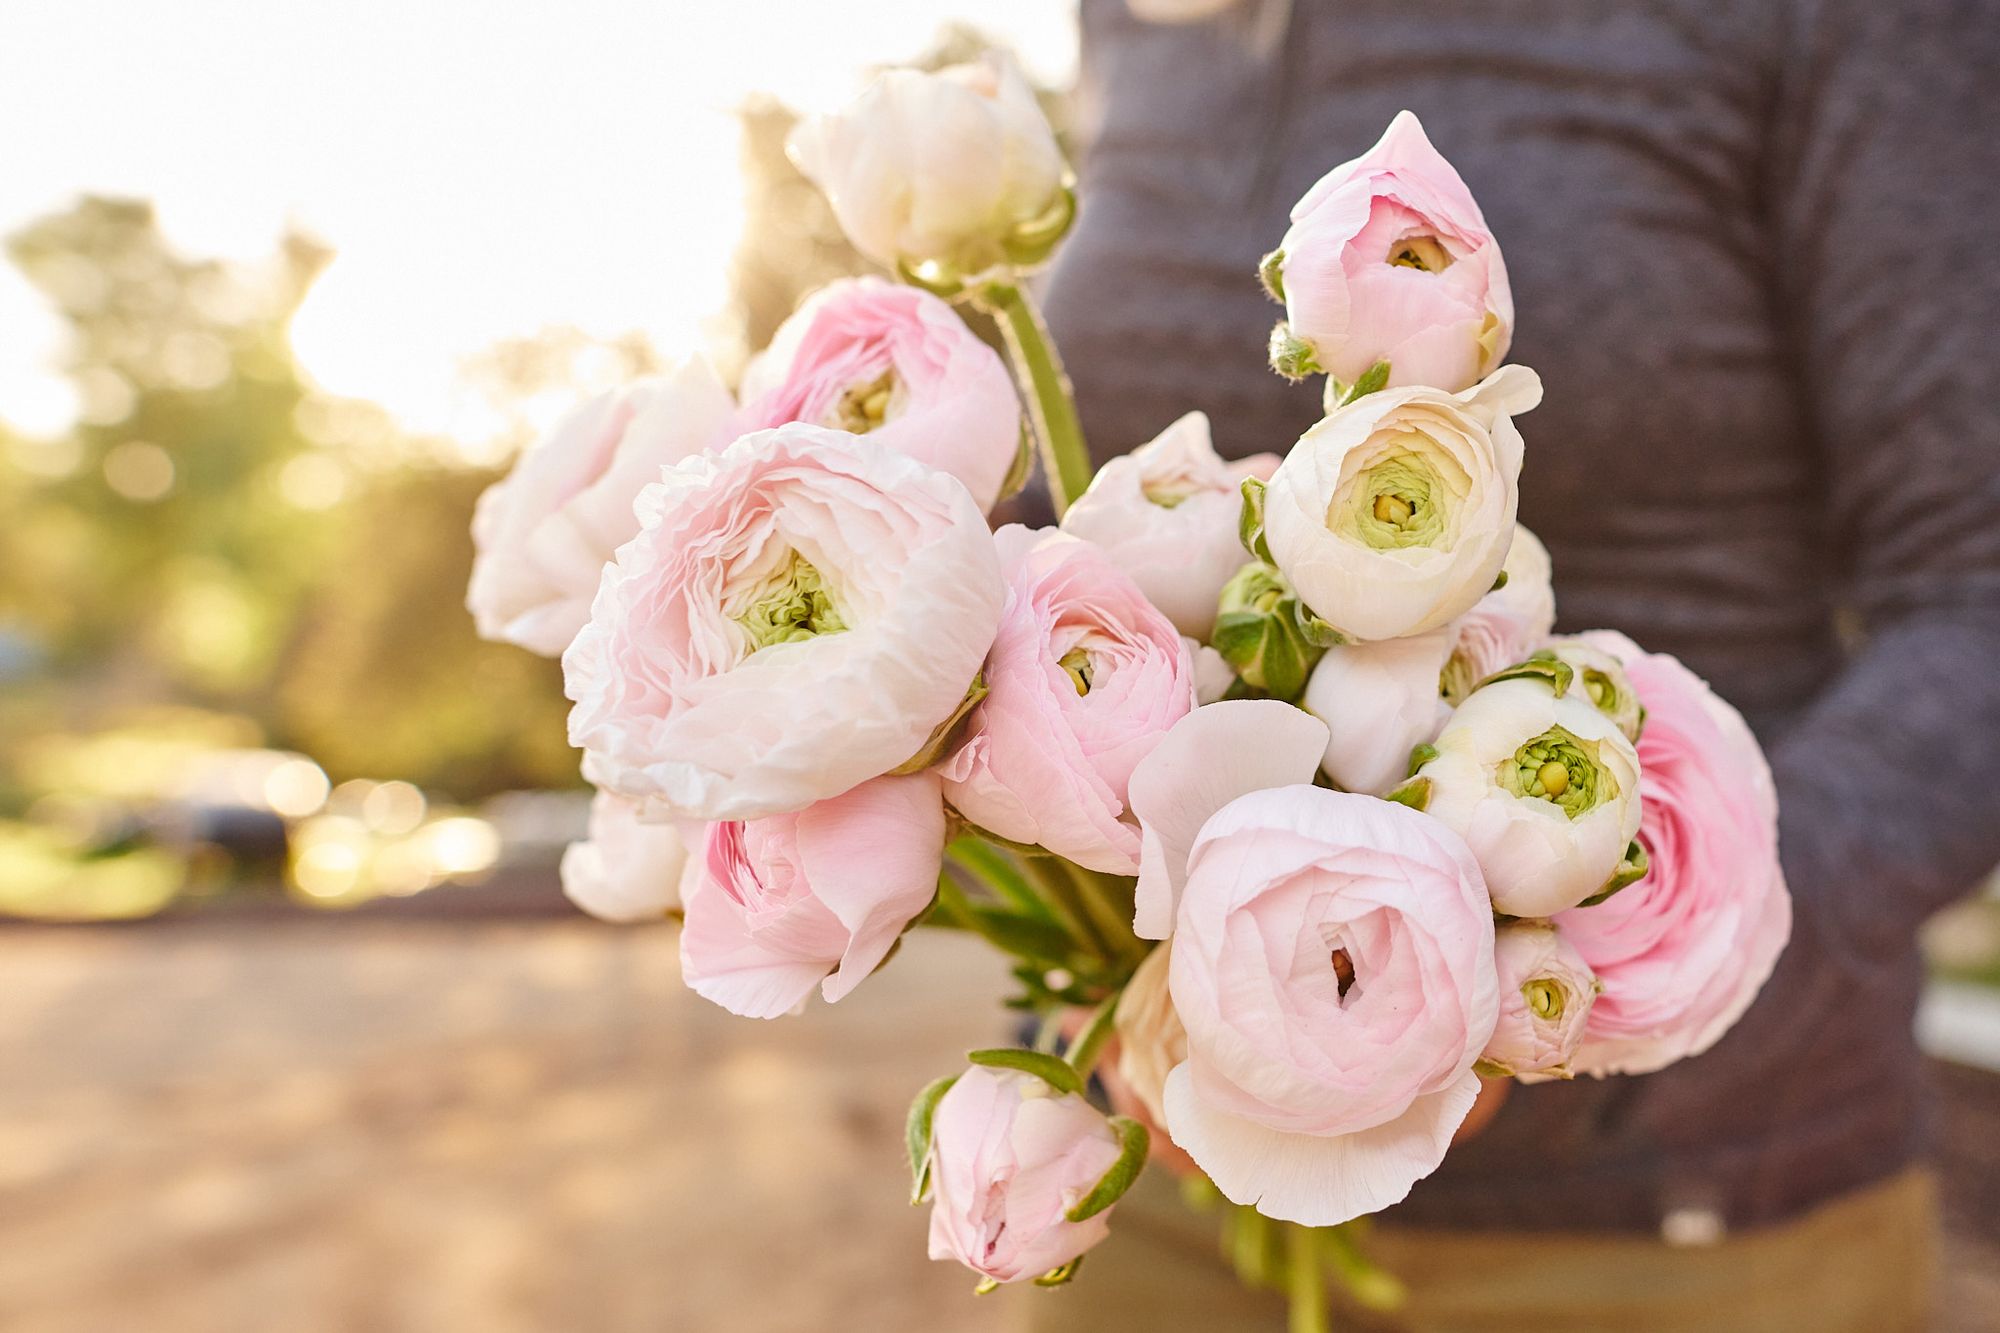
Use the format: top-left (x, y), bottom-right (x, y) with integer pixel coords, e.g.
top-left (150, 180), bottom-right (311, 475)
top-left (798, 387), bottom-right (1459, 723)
top-left (467, 358), bottom-right (736, 656)
top-left (1274, 110), bottom-right (1513, 394)
top-left (940, 526), bottom-right (1195, 874)
top-left (559, 789), bottom-right (692, 923)
top-left (1263, 366), bottom-right (1541, 643)
top-left (1558, 631), bottom-right (1792, 1077)
top-left (1059, 412), bottom-right (1279, 639)
top-left (789, 54), bottom-right (1068, 277)
top-left (678, 771), bottom-right (946, 1019)
top-left (737, 278), bottom-right (1023, 511)
top-left (925, 1065), bottom-right (1124, 1284)
top-left (565, 424), bottom-right (1005, 822)
top-left (1481, 921), bottom-right (1598, 1078)
top-left (1126, 702), bottom-right (1499, 1225)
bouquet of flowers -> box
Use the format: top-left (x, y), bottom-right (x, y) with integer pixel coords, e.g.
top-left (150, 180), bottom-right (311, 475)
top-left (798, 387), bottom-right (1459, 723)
top-left (467, 55), bottom-right (1792, 1327)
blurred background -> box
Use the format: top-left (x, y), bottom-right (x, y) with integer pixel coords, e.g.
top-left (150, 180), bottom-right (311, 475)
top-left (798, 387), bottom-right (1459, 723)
top-left (1, 4), bottom-right (1996, 1330)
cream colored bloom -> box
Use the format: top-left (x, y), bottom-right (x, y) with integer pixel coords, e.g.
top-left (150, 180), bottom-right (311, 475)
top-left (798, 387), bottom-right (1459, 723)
top-left (1113, 943), bottom-right (1185, 1125)
top-left (788, 54), bottom-right (1069, 279)
top-left (1262, 366), bottom-right (1541, 642)
top-left (1541, 634), bottom-right (1645, 742)
top-left (1418, 676), bottom-right (1642, 917)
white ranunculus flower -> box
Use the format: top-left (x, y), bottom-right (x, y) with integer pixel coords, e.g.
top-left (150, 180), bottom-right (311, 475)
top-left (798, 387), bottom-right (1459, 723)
top-left (1479, 920), bottom-right (1598, 1078)
top-left (1261, 365), bottom-right (1541, 642)
top-left (559, 789), bottom-right (692, 923)
top-left (564, 424), bottom-right (1006, 823)
top-left (1541, 634), bottom-right (1645, 742)
top-left (1302, 626), bottom-right (1454, 795)
top-left (467, 358), bottom-right (736, 656)
top-left (1418, 676), bottom-right (1642, 918)
top-left (1441, 524), bottom-right (1553, 701)
top-left (788, 54), bottom-right (1069, 279)
top-left (1060, 412), bottom-right (1279, 639)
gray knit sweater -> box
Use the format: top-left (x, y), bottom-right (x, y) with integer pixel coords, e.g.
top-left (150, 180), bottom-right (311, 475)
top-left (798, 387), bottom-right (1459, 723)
top-left (1039, 0), bottom-right (2000, 1232)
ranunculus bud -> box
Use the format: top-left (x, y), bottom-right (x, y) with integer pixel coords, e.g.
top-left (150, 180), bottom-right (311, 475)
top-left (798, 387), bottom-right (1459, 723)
top-left (559, 789), bottom-right (690, 923)
top-left (1262, 366), bottom-right (1541, 642)
top-left (1418, 675), bottom-right (1643, 918)
top-left (923, 1065), bottom-right (1129, 1285)
top-left (678, 772), bottom-right (945, 1019)
top-left (1478, 921), bottom-right (1598, 1078)
top-left (1060, 412), bottom-right (1280, 638)
top-left (1210, 561), bottom-right (1335, 701)
top-left (788, 54), bottom-right (1071, 281)
top-left (736, 278), bottom-right (1024, 512)
top-left (1557, 631), bottom-right (1792, 1077)
top-left (564, 425), bottom-right (1005, 822)
top-left (1263, 111), bottom-right (1513, 395)
top-left (1113, 943), bottom-right (1185, 1125)
top-left (1439, 524), bottom-right (1555, 703)
top-left (941, 526), bottom-right (1194, 874)
top-left (1541, 634), bottom-right (1645, 742)
top-left (467, 358), bottom-right (735, 656)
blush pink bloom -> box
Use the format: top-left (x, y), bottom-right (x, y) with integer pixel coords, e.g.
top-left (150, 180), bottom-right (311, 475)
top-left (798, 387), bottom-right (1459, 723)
top-left (1127, 703), bottom-right (1499, 1225)
top-left (560, 789), bottom-right (692, 923)
top-left (940, 527), bottom-right (1195, 874)
top-left (1058, 412), bottom-right (1279, 639)
top-left (1273, 110), bottom-right (1513, 393)
top-left (737, 278), bottom-right (1024, 511)
top-left (467, 358), bottom-right (736, 656)
top-left (1558, 631), bottom-right (1793, 1077)
top-left (1480, 921), bottom-right (1598, 1079)
top-left (925, 1066), bottom-right (1124, 1284)
top-left (678, 771), bottom-right (946, 1019)
top-left (564, 425), bottom-right (1005, 822)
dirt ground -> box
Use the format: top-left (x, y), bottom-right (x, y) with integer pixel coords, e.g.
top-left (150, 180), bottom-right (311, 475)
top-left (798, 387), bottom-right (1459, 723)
top-left (2, 907), bottom-right (1995, 1333)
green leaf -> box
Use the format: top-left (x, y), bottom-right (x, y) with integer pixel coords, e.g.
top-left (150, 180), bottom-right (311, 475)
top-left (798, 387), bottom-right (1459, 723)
top-left (1238, 476), bottom-right (1272, 563)
top-left (965, 1047), bottom-right (1085, 1096)
top-left (1407, 743), bottom-right (1439, 778)
top-left (947, 836), bottom-right (1056, 923)
top-left (960, 904), bottom-right (1081, 966)
top-left (1065, 1115), bottom-right (1151, 1222)
top-left (1382, 776), bottom-right (1432, 812)
top-left (906, 1074), bottom-right (959, 1203)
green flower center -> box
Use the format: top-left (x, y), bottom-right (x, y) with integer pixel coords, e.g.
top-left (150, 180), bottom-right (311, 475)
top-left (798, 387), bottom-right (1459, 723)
top-left (830, 371), bottom-right (895, 434)
top-left (1583, 669), bottom-right (1617, 712)
top-left (1439, 647), bottom-right (1478, 705)
top-left (1499, 725), bottom-right (1616, 819)
top-left (1387, 235), bottom-right (1452, 273)
top-left (736, 552), bottom-right (848, 650)
top-left (1523, 978), bottom-right (1566, 1022)
top-left (1337, 446), bottom-right (1451, 550)
top-left (1058, 647), bottom-right (1094, 696)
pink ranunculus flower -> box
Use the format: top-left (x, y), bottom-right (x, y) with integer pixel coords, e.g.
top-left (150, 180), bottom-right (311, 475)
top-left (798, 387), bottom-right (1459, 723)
top-left (1127, 702), bottom-right (1499, 1225)
top-left (1270, 110), bottom-right (1513, 394)
top-left (737, 278), bottom-right (1024, 511)
top-left (678, 771), bottom-right (946, 1019)
top-left (925, 1065), bottom-right (1124, 1284)
top-left (565, 424), bottom-right (1005, 822)
top-left (467, 358), bottom-right (736, 656)
top-left (1558, 631), bottom-right (1792, 1077)
top-left (1480, 921), bottom-right (1598, 1078)
top-left (1058, 412), bottom-right (1280, 639)
top-left (560, 789), bottom-right (692, 923)
top-left (940, 527), bottom-right (1195, 874)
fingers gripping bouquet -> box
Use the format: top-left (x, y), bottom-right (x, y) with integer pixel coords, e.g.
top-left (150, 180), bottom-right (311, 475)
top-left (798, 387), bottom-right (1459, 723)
top-left (468, 69), bottom-right (1791, 1326)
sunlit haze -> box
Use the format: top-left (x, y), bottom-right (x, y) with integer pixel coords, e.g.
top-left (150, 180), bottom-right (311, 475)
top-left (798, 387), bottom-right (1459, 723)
top-left (0, 0), bottom-right (1077, 448)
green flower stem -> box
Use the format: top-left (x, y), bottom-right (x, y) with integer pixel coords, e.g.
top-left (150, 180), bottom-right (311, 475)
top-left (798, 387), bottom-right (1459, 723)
top-left (1065, 985), bottom-right (1124, 1081)
top-left (979, 281), bottom-right (1093, 516)
top-left (1286, 1225), bottom-right (1330, 1333)
top-left (1020, 853), bottom-right (1112, 961)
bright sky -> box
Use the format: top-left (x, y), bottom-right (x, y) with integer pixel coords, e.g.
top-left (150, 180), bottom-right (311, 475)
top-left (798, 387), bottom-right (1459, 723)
top-left (0, 0), bottom-right (1077, 446)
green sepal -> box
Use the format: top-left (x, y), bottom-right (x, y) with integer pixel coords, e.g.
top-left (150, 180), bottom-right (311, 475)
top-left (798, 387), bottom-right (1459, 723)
top-left (1475, 656), bottom-right (1575, 698)
top-left (973, 1277), bottom-right (1001, 1296)
top-left (1238, 476), bottom-right (1272, 563)
top-left (996, 424), bottom-right (1035, 503)
top-left (1383, 776), bottom-right (1432, 812)
top-left (1407, 743), bottom-right (1439, 778)
top-left (1293, 604), bottom-right (1347, 649)
top-left (1001, 183), bottom-right (1077, 268)
top-left (966, 1047), bottom-right (1085, 1096)
top-left (1033, 1254), bottom-right (1087, 1288)
top-left (958, 906), bottom-right (1080, 967)
top-left (1213, 608), bottom-right (1316, 702)
top-left (1575, 839), bottom-right (1649, 908)
top-left (1333, 359), bottom-right (1391, 407)
top-left (1490, 569), bottom-right (1510, 592)
top-left (1472, 1058), bottom-right (1514, 1079)
top-left (1257, 248), bottom-right (1287, 303)
top-left (895, 256), bottom-right (965, 300)
top-left (1267, 321), bottom-right (1321, 381)
top-left (1065, 1116), bottom-right (1151, 1223)
top-left (906, 1074), bottom-right (959, 1203)
top-left (892, 674), bottom-right (988, 774)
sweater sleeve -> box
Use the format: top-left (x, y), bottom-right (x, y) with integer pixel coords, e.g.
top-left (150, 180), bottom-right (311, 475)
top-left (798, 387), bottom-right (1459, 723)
top-left (1764, 0), bottom-right (2000, 969)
